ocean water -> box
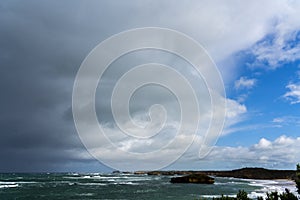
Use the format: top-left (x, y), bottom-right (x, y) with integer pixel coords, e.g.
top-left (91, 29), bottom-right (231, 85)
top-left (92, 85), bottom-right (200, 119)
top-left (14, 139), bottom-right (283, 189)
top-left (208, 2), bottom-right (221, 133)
top-left (0, 173), bottom-right (297, 200)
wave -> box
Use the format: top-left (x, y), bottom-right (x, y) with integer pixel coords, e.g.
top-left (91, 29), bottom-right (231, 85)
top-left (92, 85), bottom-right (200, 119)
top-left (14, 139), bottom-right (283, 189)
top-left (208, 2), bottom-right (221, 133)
top-left (0, 183), bottom-right (19, 189)
top-left (112, 181), bottom-right (138, 185)
top-left (76, 183), bottom-right (107, 186)
top-left (63, 175), bottom-right (157, 183)
top-left (247, 179), bottom-right (297, 199)
top-left (201, 194), bottom-right (236, 198)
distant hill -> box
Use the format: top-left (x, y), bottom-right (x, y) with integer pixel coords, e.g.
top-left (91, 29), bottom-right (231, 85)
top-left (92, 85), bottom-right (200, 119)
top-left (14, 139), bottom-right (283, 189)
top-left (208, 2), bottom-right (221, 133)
top-left (135, 167), bottom-right (296, 180)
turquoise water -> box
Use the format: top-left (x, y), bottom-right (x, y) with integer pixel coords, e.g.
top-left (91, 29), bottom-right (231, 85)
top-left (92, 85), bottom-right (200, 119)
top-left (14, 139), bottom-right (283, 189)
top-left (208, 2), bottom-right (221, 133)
top-left (0, 173), bottom-right (297, 199)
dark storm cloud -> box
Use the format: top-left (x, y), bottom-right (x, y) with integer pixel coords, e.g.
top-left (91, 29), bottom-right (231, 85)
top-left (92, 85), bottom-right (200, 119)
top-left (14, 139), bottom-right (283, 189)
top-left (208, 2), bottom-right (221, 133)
top-left (0, 0), bottom-right (109, 172)
top-left (0, 0), bottom-right (182, 172)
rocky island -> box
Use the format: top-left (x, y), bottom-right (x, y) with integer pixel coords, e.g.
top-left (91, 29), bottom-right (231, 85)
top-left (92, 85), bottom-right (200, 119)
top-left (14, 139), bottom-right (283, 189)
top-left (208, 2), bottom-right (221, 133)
top-left (170, 174), bottom-right (214, 184)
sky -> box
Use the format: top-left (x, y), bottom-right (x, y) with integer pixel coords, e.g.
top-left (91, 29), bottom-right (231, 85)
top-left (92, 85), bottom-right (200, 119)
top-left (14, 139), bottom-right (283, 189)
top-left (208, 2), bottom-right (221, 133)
top-left (0, 0), bottom-right (300, 172)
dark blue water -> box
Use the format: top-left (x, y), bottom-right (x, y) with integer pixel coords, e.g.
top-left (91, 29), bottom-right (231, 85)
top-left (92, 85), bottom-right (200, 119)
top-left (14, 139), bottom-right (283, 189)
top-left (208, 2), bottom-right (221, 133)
top-left (0, 173), bottom-right (297, 199)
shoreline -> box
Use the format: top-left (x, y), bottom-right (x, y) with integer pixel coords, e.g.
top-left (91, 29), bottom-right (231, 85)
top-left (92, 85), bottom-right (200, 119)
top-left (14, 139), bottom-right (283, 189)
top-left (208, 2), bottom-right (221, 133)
top-left (134, 167), bottom-right (297, 180)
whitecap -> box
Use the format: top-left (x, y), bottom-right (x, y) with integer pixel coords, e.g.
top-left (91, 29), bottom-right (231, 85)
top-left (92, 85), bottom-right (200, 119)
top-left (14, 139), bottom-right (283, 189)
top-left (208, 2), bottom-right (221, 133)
top-left (0, 181), bottom-right (17, 185)
top-left (0, 184), bottom-right (19, 189)
top-left (246, 179), bottom-right (297, 197)
top-left (201, 194), bottom-right (236, 198)
top-left (77, 183), bottom-right (107, 186)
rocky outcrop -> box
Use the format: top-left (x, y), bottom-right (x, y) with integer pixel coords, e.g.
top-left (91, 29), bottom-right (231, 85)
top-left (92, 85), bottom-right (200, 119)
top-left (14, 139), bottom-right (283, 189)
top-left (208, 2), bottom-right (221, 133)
top-left (170, 174), bottom-right (214, 184)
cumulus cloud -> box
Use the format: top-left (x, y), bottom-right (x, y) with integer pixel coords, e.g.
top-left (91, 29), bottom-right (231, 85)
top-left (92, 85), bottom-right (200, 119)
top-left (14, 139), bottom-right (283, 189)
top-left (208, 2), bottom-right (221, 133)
top-left (247, 1), bottom-right (300, 69)
top-left (250, 34), bottom-right (300, 69)
top-left (254, 138), bottom-right (272, 149)
top-left (247, 0), bottom-right (300, 69)
top-left (283, 83), bottom-right (300, 104)
top-left (183, 135), bottom-right (300, 169)
top-left (234, 77), bottom-right (257, 90)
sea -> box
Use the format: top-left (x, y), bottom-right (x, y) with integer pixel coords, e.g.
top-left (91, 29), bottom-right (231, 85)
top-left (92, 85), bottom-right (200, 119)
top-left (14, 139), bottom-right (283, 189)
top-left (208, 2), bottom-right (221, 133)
top-left (0, 173), bottom-right (297, 200)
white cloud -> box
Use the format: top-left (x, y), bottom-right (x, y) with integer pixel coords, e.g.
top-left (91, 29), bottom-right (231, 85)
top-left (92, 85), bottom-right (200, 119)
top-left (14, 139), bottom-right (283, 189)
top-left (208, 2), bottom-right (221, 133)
top-left (272, 116), bottom-right (300, 127)
top-left (247, 0), bottom-right (300, 69)
top-left (272, 118), bottom-right (285, 123)
top-left (236, 94), bottom-right (248, 103)
top-left (254, 138), bottom-right (272, 149)
top-left (226, 98), bottom-right (247, 119)
top-left (275, 135), bottom-right (294, 145)
top-left (174, 135), bottom-right (300, 170)
top-left (221, 98), bottom-right (247, 136)
top-left (179, 0), bottom-right (300, 77)
top-left (234, 77), bottom-right (257, 90)
top-left (283, 83), bottom-right (300, 104)
top-left (250, 36), bottom-right (300, 69)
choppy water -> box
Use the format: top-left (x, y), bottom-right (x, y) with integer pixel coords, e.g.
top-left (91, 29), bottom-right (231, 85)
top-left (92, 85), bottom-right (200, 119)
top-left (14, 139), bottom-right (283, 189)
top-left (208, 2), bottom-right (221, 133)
top-left (0, 173), bottom-right (297, 199)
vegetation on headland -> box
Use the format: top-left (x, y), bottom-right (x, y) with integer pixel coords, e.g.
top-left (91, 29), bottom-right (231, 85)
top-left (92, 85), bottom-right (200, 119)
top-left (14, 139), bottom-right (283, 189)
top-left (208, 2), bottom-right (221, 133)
top-left (203, 164), bottom-right (300, 200)
top-left (296, 164), bottom-right (300, 195)
top-left (208, 189), bottom-right (298, 200)
top-left (141, 168), bottom-right (296, 180)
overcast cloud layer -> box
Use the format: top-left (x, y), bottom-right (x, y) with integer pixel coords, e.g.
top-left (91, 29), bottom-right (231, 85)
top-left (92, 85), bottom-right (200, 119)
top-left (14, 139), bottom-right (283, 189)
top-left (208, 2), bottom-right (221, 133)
top-left (1, 0), bottom-right (300, 172)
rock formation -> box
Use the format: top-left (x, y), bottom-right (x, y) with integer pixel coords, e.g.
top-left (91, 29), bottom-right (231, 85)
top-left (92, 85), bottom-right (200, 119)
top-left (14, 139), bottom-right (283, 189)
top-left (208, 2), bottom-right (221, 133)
top-left (170, 174), bottom-right (214, 184)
